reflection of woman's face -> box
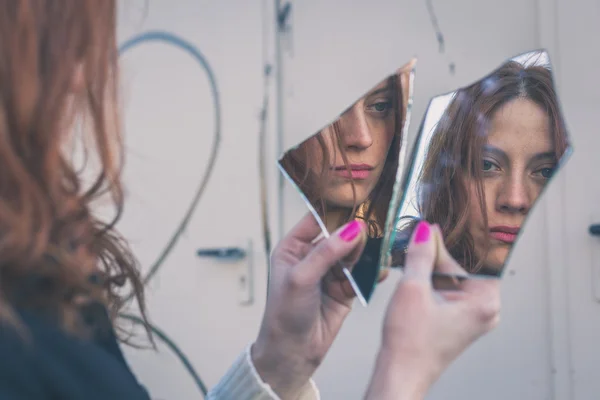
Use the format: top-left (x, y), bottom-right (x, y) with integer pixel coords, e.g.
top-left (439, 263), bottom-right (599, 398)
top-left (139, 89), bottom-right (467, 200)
top-left (467, 98), bottom-right (556, 271)
top-left (310, 80), bottom-right (397, 209)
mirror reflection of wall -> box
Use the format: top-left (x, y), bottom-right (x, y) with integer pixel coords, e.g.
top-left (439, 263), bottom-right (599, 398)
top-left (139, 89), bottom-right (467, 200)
top-left (390, 49), bottom-right (571, 278)
top-left (279, 60), bottom-right (416, 304)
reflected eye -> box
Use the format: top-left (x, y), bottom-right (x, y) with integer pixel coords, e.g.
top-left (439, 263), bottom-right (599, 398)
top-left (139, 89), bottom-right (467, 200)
top-left (482, 160), bottom-right (499, 171)
top-left (537, 167), bottom-right (555, 179)
top-left (541, 168), bottom-right (554, 178)
top-left (373, 102), bottom-right (392, 112)
top-left (368, 101), bottom-right (393, 115)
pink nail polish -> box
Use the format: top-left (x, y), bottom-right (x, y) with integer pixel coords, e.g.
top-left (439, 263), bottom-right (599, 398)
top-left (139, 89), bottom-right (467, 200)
top-left (414, 221), bottom-right (430, 244)
top-left (340, 220), bottom-right (362, 242)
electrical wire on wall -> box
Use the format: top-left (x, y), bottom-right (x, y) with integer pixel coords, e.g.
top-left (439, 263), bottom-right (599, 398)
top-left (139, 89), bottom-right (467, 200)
top-left (117, 30), bottom-right (221, 399)
top-left (259, 67), bottom-right (274, 289)
top-left (425, 0), bottom-right (456, 74)
top-left (259, 0), bottom-right (276, 290)
top-left (425, 0), bottom-right (445, 53)
top-left (119, 31), bottom-right (222, 301)
top-left (273, 0), bottom-right (293, 242)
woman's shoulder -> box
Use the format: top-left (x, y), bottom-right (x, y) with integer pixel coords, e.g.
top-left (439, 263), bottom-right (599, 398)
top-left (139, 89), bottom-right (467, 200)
top-left (0, 305), bottom-right (151, 400)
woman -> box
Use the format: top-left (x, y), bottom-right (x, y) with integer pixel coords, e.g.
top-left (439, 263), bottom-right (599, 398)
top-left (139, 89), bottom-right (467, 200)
top-left (280, 61), bottom-right (414, 237)
top-left (394, 59), bottom-right (569, 275)
top-left (0, 1), bottom-right (500, 399)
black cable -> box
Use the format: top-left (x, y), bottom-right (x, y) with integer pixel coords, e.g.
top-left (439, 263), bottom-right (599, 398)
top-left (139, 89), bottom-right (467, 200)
top-left (119, 313), bottom-right (208, 397)
top-left (118, 31), bottom-right (222, 301)
top-left (425, 0), bottom-right (445, 53)
top-left (259, 64), bottom-right (273, 290)
top-left (260, 1), bottom-right (275, 290)
top-left (117, 30), bottom-right (220, 398)
top-left (425, 0), bottom-right (456, 75)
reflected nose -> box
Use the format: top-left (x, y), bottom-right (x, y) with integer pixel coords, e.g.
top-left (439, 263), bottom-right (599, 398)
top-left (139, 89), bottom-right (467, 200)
top-left (339, 107), bottom-right (373, 150)
top-left (497, 175), bottom-right (532, 214)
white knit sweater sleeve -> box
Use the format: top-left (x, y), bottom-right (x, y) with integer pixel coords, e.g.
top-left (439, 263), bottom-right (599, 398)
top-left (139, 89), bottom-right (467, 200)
top-left (206, 345), bottom-right (320, 400)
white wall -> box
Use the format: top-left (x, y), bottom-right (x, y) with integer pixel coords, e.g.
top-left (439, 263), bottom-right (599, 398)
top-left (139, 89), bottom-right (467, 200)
top-left (115, 1), bottom-right (599, 399)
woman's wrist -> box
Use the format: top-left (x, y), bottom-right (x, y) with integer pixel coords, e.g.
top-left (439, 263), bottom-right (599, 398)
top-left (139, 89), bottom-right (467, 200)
top-left (364, 347), bottom-right (433, 400)
top-left (250, 340), bottom-right (315, 398)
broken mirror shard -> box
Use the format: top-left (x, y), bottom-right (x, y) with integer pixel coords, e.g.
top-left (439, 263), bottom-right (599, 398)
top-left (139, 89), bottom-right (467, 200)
top-left (279, 59), bottom-right (417, 305)
top-left (386, 49), bottom-right (572, 282)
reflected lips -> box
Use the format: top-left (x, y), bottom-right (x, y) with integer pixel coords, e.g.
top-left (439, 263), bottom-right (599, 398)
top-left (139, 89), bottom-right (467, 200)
top-left (489, 226), bottom-right (520, 244)
top-left (333, 164), bottom-right (374, 180)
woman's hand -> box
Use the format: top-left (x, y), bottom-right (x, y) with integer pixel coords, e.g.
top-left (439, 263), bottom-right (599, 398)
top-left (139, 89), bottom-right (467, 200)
top-left (365, 221), bottom-right (501, 400)
top-left (252, 213), bottom-right (373, 398)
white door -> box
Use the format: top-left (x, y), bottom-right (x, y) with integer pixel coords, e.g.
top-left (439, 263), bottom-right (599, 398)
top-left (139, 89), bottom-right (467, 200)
top-left (553, 0), bottom-right (600, 399)
top-left (281, 1), bottom-right (568, 399)
top-left (115, 1), bottom-right (277, 399)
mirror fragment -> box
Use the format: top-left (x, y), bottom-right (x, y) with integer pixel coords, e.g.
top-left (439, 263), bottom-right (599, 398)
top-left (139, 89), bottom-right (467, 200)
top-left (279, 60), bottom-right (417, 303)
top-left (389, 49), bottom-right (572, 279)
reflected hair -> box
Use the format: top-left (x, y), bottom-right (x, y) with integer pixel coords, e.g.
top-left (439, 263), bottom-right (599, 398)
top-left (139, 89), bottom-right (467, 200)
top-left (0, 0), bottom-right (149, 341)
top-left (281, 75), bottom-right (404, 237)
top-left (398, 59), bottom-right (568, 273)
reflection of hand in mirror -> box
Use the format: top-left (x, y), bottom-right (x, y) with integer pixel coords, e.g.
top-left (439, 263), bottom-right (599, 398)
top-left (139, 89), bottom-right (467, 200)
top-left (395, 54), bottom-right (569, 277)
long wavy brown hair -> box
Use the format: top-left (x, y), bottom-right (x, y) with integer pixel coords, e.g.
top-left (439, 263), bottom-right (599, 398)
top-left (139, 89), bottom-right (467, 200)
top-left (0, 0), bottom-right (149, 340)
top-left (396, 59), bottom-right (569, 273)
top-left (280, 73), bottom-right (406, 238)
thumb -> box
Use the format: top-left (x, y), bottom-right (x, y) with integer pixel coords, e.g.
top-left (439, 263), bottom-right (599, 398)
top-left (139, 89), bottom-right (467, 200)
top-left (293, 220), bottom-right (367, 287)
top-left (402, 221), bottom-right (436, 283)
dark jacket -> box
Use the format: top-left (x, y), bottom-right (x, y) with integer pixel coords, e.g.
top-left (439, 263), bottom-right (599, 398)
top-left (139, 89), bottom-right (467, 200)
top-left (0, 305), bottom-right (150, 400)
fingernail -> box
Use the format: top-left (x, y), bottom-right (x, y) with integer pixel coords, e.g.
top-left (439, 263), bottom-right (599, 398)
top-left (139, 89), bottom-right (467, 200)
top-left (339, 220), bottom-right (363, 242)
top-left (413, 221), bottom-right (430, 244)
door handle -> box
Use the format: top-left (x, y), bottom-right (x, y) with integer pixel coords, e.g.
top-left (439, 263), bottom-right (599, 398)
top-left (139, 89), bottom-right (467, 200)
top-left (196, 247), bottom-right (247, 261)
top-left (590, 224), bottom-right (600, 236)
top-left (196, 242), bottom-right (254, 306)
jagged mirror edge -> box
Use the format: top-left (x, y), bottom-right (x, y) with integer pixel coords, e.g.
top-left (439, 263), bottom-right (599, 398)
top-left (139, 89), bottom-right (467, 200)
top-left (381, 95), bottom-right (433, 270)
top-left (277, 144), bottom-right (368, 306)
top-left (379, 64), bottom-right (417, 271)
top-left (278, 161), bottom-right (330, 237)
top-left (496, 48), bottom-right (574, 277)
